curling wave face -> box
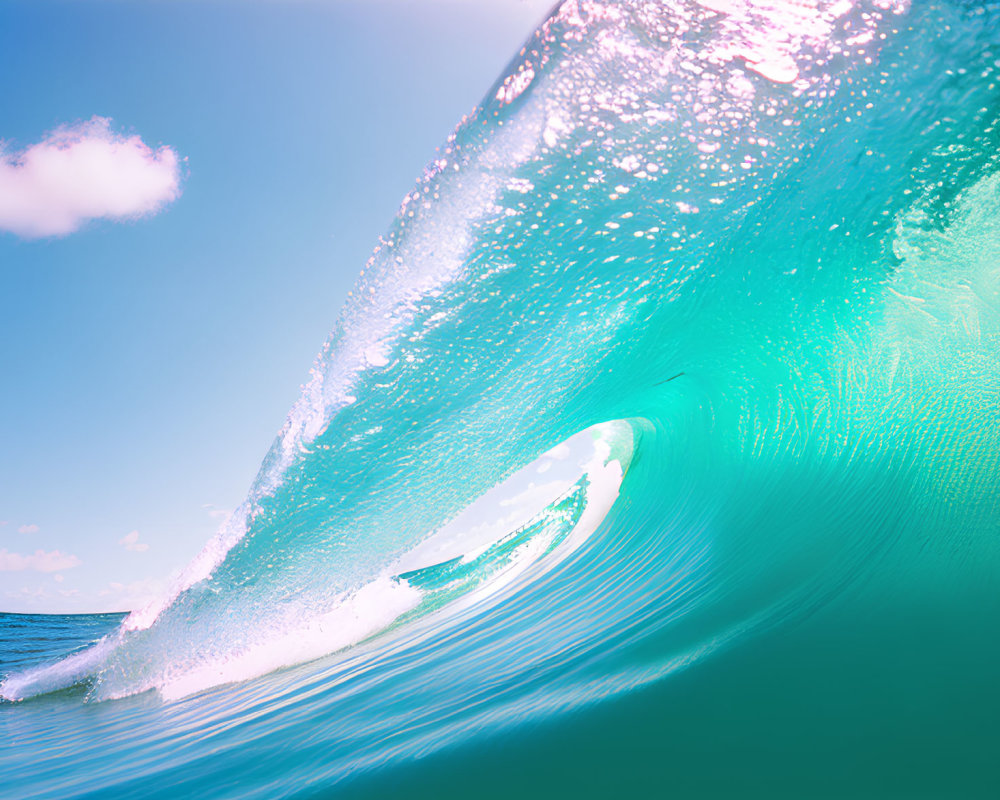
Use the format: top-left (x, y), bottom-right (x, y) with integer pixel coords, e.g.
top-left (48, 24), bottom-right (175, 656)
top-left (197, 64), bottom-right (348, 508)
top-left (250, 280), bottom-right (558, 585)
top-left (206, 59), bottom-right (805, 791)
top-left (2, 1), bottom-right (1000, 797)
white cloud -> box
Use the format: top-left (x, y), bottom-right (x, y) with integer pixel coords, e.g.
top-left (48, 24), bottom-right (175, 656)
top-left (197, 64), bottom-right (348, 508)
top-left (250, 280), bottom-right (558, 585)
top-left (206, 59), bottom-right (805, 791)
top-left (0, 117), bottom-right (182, 238)
top-left (119, 529), bottom-right (149, 552)
top-left (0, 548), bottom-right (81, 572)
top-left (17, 524), bottom-right (39, 534)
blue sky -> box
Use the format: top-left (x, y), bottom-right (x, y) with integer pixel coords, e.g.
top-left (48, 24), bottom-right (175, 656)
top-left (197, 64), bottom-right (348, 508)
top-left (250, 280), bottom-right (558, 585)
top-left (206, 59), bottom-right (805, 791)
top-left (0, 0), bottom-right (554, 613)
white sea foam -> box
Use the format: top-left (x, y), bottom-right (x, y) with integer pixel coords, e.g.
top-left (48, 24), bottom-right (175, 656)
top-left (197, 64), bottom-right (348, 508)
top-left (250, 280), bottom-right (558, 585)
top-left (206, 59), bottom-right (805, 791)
top-left (0, 634), bottom-right (118, 702)
top-left (155, 576), bottom-right (423, 701)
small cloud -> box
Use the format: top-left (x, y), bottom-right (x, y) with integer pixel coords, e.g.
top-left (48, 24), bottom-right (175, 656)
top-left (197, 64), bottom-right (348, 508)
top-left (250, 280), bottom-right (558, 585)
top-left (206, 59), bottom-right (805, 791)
top-left (53, 573), bottom-right (65, 583)
top-left (17, 524), bottom-right (39, 534)
top-left (0, 116), bottom-right (182, 239)
top-left (119, 529), bottom-right (149, 552)
top-left (0, 548), bottom-right (81, 572)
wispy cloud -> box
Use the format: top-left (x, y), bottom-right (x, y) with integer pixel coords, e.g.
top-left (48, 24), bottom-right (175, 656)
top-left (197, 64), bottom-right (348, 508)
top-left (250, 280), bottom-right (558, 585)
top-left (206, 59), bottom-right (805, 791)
top-left (17, 524), bottom-right (39, 534)
top-left (0, 548), bottom-right (81, 572)
top-left (0, 117), bottom-right (182, 238)
top-left (119, 530), bottom-right (149, 552)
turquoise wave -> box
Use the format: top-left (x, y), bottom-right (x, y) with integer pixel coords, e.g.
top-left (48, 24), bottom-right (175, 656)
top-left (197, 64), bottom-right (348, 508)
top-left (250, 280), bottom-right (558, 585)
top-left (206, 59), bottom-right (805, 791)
top-left (2, 1), bottom-right (999, 797)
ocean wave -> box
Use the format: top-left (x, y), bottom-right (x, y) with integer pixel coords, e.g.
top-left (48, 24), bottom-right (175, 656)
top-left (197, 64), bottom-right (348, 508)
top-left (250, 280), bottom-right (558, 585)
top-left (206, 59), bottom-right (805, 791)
top-left (3, 1), bottom-right (999, 796)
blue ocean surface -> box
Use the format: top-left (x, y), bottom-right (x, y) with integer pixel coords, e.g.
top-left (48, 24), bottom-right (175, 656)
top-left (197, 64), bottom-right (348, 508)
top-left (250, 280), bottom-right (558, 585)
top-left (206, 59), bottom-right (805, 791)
top-left (2, 0), bottom-right (999, 797)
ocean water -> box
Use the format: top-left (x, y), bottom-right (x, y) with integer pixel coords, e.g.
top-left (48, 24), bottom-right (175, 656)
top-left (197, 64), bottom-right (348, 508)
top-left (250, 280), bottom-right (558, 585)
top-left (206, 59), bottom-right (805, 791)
top-left (2, 1), bottom-right (1000, 797)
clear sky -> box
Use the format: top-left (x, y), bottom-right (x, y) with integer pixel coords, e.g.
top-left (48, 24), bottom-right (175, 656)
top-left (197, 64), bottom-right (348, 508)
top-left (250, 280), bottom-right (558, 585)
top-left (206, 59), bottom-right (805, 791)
top-left (0, 0), bottom-right (555, 614)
